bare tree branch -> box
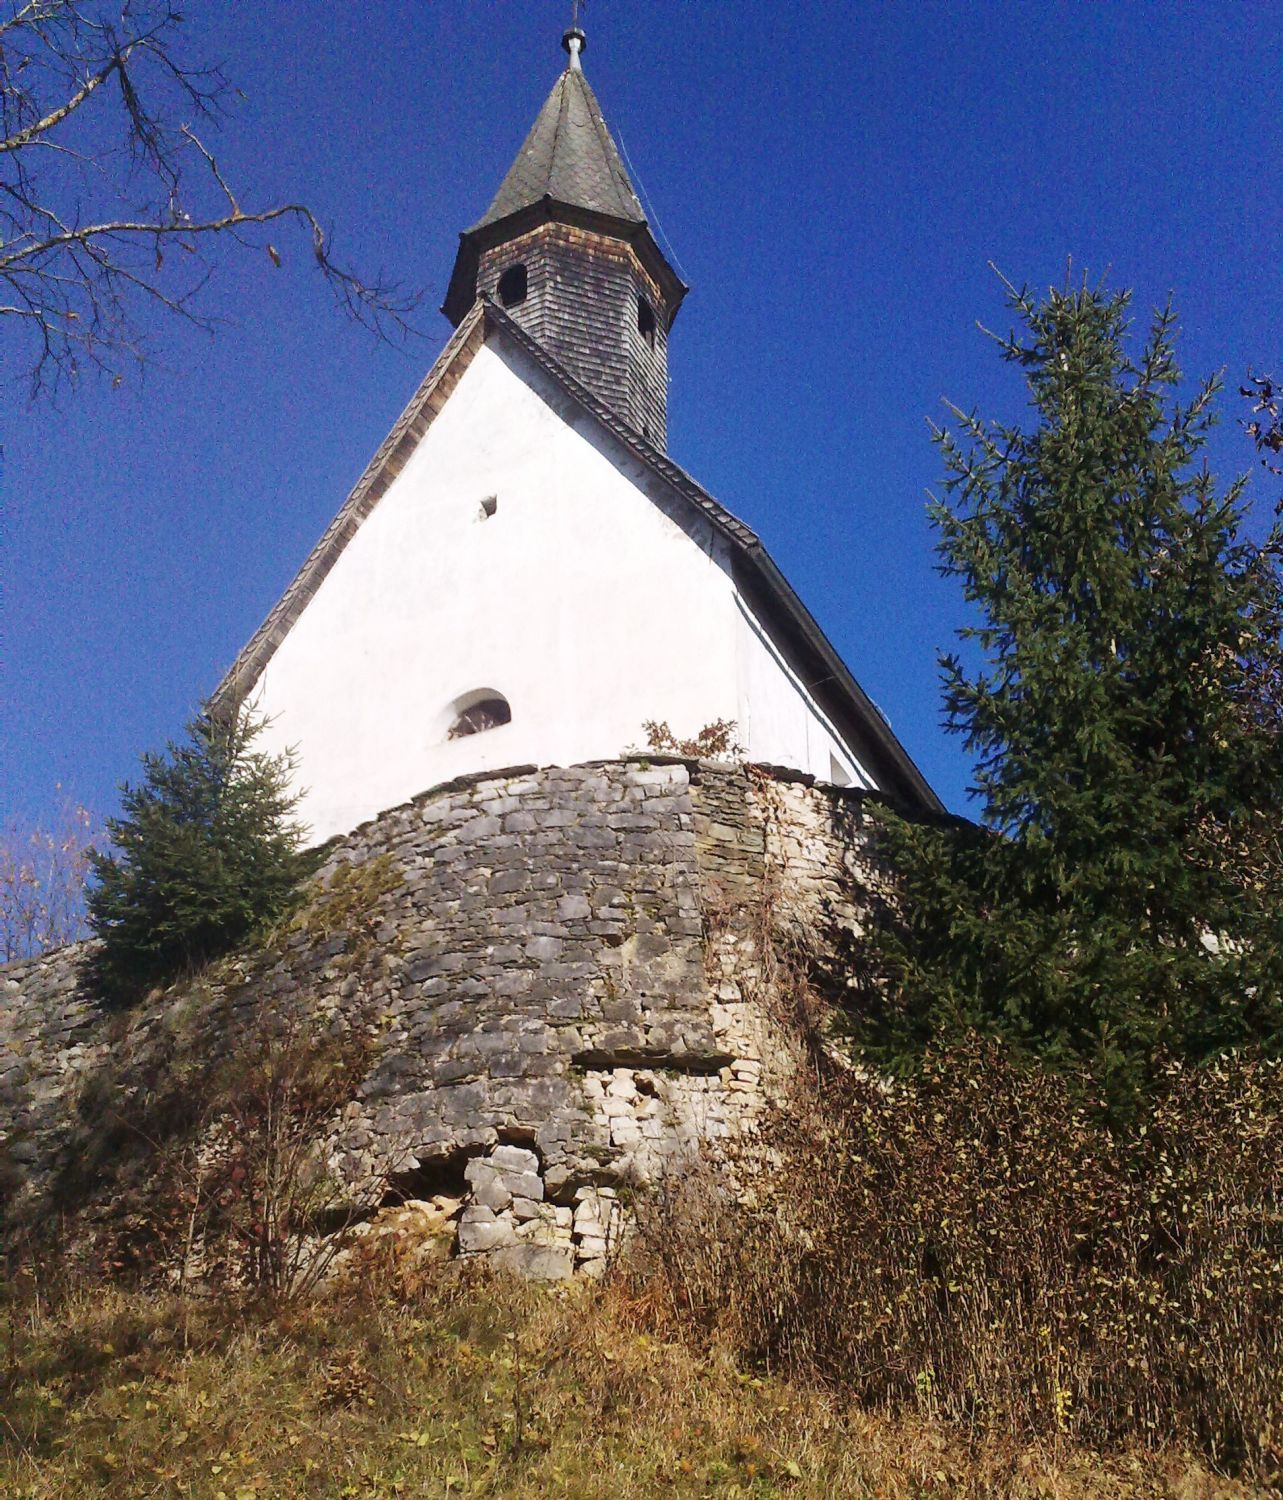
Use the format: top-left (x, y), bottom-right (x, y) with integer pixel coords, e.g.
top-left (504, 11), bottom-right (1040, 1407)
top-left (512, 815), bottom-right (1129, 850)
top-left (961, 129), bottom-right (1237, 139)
top-left (0, 44), bottom-right (124, 153)
top-left (0, 1), bottom-right (420, 397)
top-left (1, 795), bottom-right (99, 961)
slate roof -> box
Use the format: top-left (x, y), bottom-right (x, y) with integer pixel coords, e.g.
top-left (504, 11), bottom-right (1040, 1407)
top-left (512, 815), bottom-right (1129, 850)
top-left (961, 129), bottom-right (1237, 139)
top-left (473, 61), bottom-right (646, 230)
top-left (212, 299), bottom-right (942, 815)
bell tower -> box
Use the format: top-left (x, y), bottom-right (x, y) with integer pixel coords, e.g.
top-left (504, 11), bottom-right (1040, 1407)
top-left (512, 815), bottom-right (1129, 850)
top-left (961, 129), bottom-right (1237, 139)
top-left (442, 25), bottom-right (687, 448)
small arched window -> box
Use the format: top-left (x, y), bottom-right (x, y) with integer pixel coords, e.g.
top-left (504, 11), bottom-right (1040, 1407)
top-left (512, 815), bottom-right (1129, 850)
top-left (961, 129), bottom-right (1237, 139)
top-left (447, 692), bottom-right (512, 740)
top-left (497, 264), bottom-right (527, 308)
top-left (636, 293), bottom-right (656, 346)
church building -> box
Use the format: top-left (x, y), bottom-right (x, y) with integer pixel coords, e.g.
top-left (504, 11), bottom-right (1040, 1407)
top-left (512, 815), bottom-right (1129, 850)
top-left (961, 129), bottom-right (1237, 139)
top-left (213, 25), bottom-right (939, 843)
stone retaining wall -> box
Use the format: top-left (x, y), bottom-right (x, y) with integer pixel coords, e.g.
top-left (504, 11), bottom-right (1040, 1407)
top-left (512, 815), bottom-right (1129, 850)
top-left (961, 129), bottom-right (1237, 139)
top-left (0, 759), bottom-right (876, 1277)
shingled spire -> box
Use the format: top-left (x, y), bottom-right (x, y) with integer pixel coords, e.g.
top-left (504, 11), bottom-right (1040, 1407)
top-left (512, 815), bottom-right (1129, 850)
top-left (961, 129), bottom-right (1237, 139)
top-left (473, 28), bottom-right (645, 230)
top-left (442, 25), bottom-right (686, 448)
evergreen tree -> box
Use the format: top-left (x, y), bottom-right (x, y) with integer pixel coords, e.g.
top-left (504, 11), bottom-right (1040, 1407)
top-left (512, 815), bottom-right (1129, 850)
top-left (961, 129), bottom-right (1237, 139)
top-left (864, 277), bottom-right (1283, 1100)
top-left (87, 704), bottom-right (312, 1001)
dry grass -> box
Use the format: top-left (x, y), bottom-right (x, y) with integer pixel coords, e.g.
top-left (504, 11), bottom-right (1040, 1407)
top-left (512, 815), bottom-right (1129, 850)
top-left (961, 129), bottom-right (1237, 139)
top-left (639, 1039), bottom-right (1283, 1486)
top-left (0, 1260), bottom-right (1260, 1499)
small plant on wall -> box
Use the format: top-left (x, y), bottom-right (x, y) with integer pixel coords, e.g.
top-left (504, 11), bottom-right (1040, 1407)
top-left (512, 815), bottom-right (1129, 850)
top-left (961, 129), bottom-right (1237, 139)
top-left (639, 719), bottom-right (743, 760)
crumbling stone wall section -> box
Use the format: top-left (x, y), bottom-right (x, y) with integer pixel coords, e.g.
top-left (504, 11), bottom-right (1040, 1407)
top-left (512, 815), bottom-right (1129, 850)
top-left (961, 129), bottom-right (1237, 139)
top-left (0, 759), bottom-right (881, 1278)
top-left (685, 763), bottom-right (881, 1101)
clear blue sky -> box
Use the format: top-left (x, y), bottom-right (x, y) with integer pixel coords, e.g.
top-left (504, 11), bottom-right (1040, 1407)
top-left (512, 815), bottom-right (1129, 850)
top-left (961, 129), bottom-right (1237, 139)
top-left (5, 1), bottom-right (1281, 824)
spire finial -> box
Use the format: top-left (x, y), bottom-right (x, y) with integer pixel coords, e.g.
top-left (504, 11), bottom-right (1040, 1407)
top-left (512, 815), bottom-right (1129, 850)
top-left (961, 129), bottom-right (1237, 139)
top-left (562, 0), bottom-right (586, 70)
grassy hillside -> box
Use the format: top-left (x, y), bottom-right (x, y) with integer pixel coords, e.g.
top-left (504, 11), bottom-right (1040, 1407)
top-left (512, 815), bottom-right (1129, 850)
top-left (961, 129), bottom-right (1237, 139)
top-left (0, 1265), bottom-right (1257, 1500)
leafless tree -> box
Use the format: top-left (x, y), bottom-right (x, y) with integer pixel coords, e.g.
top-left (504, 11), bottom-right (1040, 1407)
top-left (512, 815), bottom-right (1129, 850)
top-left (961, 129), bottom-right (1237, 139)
top-left (0, 793), bottom-right (97, 961)
top-left (1, 1), bottom-right (417, 395)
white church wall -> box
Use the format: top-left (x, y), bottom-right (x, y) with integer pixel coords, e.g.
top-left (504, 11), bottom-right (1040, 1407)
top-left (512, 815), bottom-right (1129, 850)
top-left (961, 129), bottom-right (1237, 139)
top-left (246, 327), bottom-right (880, 843)
top-left (251, 335), bottom-right (746, 842)
top-left (732, 594), bottom-right (874, 789)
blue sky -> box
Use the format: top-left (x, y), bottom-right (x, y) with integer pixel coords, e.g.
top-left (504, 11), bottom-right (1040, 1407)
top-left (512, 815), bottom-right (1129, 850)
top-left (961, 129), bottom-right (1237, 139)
top-left (5, 1), bottom-right (1281, 825)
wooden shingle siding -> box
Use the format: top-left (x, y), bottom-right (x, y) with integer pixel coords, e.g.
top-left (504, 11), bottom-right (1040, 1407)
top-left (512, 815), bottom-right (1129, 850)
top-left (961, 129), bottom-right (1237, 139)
top-left (479, 223), bottom-right (669, 448)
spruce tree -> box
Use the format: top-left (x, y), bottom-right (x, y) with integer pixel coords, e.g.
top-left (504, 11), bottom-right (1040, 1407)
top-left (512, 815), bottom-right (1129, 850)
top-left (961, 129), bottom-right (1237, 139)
top-left (87, 704), bottom-right (312, 1001)
top-left (864, 277), bottom-right (1283, 1100)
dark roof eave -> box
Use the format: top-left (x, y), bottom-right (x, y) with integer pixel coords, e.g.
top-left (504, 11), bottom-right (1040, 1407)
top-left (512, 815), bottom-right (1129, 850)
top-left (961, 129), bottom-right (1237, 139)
top-left (730, 546), bottom-right (944, 812)
top-left (442, 198), bottom-right (687, 327)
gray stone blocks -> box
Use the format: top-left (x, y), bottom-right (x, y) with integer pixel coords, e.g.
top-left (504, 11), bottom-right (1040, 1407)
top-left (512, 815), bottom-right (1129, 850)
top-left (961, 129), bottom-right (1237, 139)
top-left (0, 758), bottom-right (876, 1277)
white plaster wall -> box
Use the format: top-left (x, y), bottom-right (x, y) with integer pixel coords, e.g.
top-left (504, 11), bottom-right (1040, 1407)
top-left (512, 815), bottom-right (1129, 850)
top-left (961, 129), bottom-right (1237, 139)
top-left (249, 329), bottom-right (873, 842)
top-left (733, 596), bottom-right (873, 789)
top-left (252, 336), bottom-right (740, 841)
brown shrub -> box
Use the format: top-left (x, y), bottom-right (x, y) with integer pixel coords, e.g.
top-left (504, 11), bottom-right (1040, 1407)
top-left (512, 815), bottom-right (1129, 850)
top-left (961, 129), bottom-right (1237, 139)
top-left (642, 1040), bottom-right (1283, 1479)
top-left (174, 1020), bottom-right (378, 1301)
top-left (61, 1012), bottom-right (380, 1303)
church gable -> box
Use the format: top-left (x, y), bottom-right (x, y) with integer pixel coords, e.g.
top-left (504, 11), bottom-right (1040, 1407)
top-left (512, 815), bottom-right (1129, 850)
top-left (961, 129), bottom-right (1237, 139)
top-left (218, 295), bottom-right (937, 842)
top-left (238, 314), bottom-right (749, 841)
top-left (213, 304), bottom-right (490, 716)
top-left (215, 302), bottom-right (725, 724)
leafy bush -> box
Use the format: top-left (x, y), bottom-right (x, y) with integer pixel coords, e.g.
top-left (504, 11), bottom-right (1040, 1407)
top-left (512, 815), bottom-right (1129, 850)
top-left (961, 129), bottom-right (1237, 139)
top-left (87, 703), bottom-right (312, 1001)
top-left (658, 1040), bottom-right (1283, 1477)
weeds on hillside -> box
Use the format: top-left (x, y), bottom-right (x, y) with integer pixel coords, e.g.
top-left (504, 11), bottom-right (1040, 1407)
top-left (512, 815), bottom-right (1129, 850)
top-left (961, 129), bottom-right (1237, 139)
top-left (0, 1260), bottom-right (1253, 1499)
top-left (638, 1038), bottom-right (1283, 1481)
